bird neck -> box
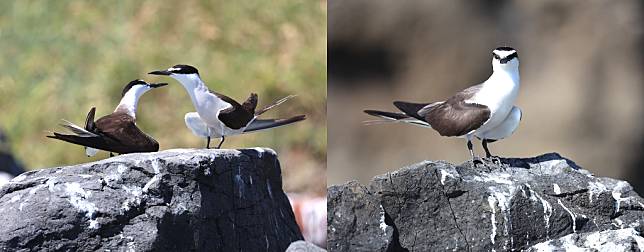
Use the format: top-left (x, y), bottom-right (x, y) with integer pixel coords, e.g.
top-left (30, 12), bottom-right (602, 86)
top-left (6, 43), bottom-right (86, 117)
top-left (491, 66), bottom-right (520, 86)
top-left (173, 74), bottom-right (211, 108)
top-left (115, 85), bottom-right (148, 119)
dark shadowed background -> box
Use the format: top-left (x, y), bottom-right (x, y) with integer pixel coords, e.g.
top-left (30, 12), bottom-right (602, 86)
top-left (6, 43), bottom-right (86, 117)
top-left (328, 0), bottom-right (643, 194)
top-left (0, 1), bottom-right (327, 195)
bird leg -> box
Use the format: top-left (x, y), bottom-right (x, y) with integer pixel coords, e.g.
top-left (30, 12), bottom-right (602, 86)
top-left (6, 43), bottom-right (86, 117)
top-left (468, 140), bottom-right (483, 166)
top-left (216, 136), bottom-right (225, 149)
top-left (482, 139), bottom-right (501, 164)
top-left (206, 136), bottom-right (211, 149)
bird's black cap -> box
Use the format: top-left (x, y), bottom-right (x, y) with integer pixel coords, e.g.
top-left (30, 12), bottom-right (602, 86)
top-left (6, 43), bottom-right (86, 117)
top-left (148, 64), bottom-right (199, 76)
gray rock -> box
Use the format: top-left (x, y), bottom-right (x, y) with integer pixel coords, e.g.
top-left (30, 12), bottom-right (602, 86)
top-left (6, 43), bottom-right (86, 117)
top-left (327, 153), bottom-right (644, 251)
top-left (328, 181), bottom-right (393, 252)
top-left (287, 240), bottom-right (327, 252)
top-left (527, 228), bottom-right (644, 251)
top-left (0, 148), bottom-right (303, 251)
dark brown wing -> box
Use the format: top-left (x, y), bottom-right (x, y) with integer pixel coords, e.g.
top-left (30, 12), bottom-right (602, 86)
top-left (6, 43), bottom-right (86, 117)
top-left (424, 100), bottom-right (490, 136)
top-left (395, 84), bottom-right (489, 137)
top-left (95, 112), bottom-right (159, 153)
top-left (213, 92), bottom-right (254, 130)
top-left (241, 93), bottom-right (258, 113)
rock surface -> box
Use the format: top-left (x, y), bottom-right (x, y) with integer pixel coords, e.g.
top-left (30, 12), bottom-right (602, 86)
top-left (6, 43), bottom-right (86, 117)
top-left (328, 153), bottom-right (644, 251)
top-left (286, 240), bottom-right (327, 252)
top-left (0, 148), bottom-right (303, 251)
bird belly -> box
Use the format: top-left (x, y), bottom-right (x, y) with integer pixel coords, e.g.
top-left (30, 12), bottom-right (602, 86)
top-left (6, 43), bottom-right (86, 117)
top-left (476, 106), bottom-right (521, 140)
top-left (184, 112), bottom-right (222, 138)
top-left (192, 93), bottom-right (232, 129)
top-left (468, 80), bottom-right (519, 134)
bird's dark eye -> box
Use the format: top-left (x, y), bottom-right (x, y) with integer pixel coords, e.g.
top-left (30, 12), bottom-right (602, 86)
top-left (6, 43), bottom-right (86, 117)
top-left (493, 54), bottom-right (500, 60)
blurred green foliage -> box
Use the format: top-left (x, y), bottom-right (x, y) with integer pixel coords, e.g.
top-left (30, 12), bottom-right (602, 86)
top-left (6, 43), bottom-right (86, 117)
top-left (0, 1), bottom-right (327, 173)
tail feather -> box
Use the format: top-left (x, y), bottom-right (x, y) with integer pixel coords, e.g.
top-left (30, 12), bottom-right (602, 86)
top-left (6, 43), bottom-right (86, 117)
top-left (243, 114), bottom-right (306, 133)
top-left (393, 101), bottom-right (430, 120)
top-left (84, 107), bottom-right (96, 131)
top-left (363, 109), bottom-right (432, 128)
top-left (255, 95), bottom-right (297, 116)
top-left (364, 110), bottom-right (409, 120)
top-left (59, 120), bottom-right (98, 137)
top-left (47, 132), bottom-right (104, 149)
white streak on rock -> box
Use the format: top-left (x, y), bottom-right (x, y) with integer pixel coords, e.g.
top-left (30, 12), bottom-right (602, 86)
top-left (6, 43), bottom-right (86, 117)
top-left (473, 173), bottom-right (513, 185)
top-left (440, 169), bottom-right (456, 185)
top-left (12, 174), bottom-right (26, 182)
top-left (587, 181), bottom-right (608, 204)
top-left (488, 196), bottom-right (498, 245)
top-left (64, 183), bottom-right (99, 229)
top-left (553, 184), bottom-right (561, 194)
top-left (142, 176), bottom-right (159, 193)
top-left (526, 184), bottom-right (552, 238)
top-left (46, 178), bottom-right (57, 192)
top-left (557, 199), bottom-right (576, 233)
top-left (378, 205), bottom-right (387, 233)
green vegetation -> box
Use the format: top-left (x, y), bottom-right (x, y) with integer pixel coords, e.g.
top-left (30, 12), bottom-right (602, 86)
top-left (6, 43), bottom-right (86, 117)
top-left (0, 1), bottom-right (327, 179)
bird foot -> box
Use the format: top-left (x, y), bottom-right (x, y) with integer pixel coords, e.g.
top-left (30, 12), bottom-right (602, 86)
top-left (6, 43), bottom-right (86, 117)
top-left (485, 155), bottom-right (502, 165)
top-left (472, 157), bottom-right (484, 167)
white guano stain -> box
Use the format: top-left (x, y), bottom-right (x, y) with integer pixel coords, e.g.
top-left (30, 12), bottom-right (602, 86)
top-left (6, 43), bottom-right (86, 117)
top-left (587, 181), bottom-right (608, 204)
top-left (378, 205), bottom-right (387, 233)
top-left (553, 184), bottom-right (561, 194)
top-left (64, 182), bottom-right (99, 229)
top-left (440, 169), bottom-right (456, 185)
top-left (557, 199), bottom-right (576, 233)
top-left (525, 184), bottom-right (552, 238)
top-left (488, 196), bottom-right (498, 245)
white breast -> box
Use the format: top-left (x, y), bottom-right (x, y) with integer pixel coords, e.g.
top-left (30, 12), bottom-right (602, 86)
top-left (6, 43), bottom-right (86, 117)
top-left (467, 73), bottom-right (520, 134)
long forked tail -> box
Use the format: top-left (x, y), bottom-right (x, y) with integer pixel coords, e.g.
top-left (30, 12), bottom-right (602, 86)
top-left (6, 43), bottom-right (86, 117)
top-left (393, 101), bottom-right (431, 121)
top-left (58, 119), bottom-right (99, 137)
top-left (243, 114), bottom-right (306, 133)
top-left (255, 95), bottom-right (297, 116)
top-left (363, 109), bottom-right (431, 128)
top-left (46, 132), bottom-right (105, 150)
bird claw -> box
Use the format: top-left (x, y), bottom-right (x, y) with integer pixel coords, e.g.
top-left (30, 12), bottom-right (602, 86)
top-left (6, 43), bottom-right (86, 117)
top-left (472, 157), bottom-right (484, 167)
top-left (485, 155), bottom-right (502, 165)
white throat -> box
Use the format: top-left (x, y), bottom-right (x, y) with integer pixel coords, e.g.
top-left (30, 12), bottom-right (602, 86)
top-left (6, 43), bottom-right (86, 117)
top-left (171, 73), bottom-right (215, 108)
top-left (115, 85), bottom-right (149, 119)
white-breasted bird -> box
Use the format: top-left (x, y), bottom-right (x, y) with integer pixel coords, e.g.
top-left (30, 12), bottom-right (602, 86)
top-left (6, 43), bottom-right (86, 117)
top-left (148, 64), bottom-right (306, 149)
top-left (364, 47), bottom-right (521, 162)
top-left (47, 80), bottom-right (167, 156)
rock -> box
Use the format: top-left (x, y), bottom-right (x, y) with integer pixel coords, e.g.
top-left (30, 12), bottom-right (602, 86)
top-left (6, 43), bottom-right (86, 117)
top-left (327, 153), bottom-right (644, 251)
top-left (0, 148), bottom-right (303, 251)
top-left (328, 181), bottom-right (394, 252)
top-left (527, 228), bottom-right (644, 251)
top-left (286, 240), bottom-right (327, 252)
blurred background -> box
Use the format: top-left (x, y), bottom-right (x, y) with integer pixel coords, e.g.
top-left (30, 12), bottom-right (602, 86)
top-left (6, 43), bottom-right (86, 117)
top-left (0, 1), bottom-right (327, 195)
top-left (328, 0), bottom-right (644, 194)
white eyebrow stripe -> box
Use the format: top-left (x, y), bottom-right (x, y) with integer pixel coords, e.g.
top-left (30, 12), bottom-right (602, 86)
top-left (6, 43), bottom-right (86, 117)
top-left (493, 50), bottom-right (516, 58)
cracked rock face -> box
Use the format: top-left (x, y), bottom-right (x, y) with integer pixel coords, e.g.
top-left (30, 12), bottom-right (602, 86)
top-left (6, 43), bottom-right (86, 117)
top-left (327, 153), bottom-right (644, 251)
top-left (0, 148), bottom-right (303, 251)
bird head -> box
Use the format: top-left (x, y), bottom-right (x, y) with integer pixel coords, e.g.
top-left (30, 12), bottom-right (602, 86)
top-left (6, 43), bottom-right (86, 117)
top-left (121, 79), bottom-right (167, 97)
top-left (492, 47), bottom-right (519, 72)
top-left (148, 64), bottom-right (201, 88)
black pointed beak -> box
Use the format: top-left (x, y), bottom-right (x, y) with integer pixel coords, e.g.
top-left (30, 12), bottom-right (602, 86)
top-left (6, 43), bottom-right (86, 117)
top-left (148, 70), bottom-right (172, 76)
top-left (148, 83), bottom-right (168, 88)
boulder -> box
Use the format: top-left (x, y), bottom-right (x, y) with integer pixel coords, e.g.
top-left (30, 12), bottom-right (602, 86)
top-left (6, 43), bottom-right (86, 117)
top-left (328, 153), bottom-right (644, 251)
top-left (0, 148), bottom-right (303, 251)
top-left (286, 240), bottom-right (327, 252)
